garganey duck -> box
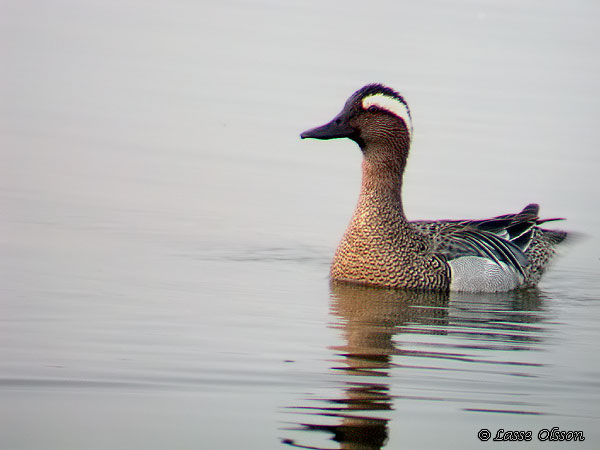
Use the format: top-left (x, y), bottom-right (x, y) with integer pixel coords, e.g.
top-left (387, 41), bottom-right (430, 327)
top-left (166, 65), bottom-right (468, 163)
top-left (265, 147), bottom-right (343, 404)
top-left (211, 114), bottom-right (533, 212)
top-left (300, 83), bottom-right (566, 292)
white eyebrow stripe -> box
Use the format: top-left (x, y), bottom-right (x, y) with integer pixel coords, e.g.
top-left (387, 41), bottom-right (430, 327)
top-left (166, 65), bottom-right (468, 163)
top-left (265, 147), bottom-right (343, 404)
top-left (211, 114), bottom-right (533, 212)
top-left (362, 93), bottom-right (413, 137)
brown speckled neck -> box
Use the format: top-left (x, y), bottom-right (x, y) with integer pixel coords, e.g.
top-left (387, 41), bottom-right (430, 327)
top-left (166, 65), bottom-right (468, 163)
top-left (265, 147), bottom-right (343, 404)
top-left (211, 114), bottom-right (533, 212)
top-left (359, 146), bottom-right (406, 211)
top-left (331, 139), bottom-right (450, 290)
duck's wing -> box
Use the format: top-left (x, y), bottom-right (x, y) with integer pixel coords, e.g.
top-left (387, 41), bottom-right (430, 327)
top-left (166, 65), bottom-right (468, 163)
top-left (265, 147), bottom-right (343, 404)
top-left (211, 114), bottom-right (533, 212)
top-left (415, 203), bottom-right (545, 244)
top-left (412, 204), bottom-right (565, 292)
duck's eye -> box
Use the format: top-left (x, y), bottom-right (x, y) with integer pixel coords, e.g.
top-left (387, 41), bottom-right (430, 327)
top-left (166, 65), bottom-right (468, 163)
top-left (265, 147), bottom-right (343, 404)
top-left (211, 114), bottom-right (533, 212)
top-left (367, 105), bottom-right (379, 112)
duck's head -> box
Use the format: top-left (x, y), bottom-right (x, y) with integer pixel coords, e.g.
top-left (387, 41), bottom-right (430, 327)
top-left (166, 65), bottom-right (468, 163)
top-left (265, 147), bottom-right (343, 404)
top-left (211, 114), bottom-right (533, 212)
top-left (300, 84), bottom-right (412, 151)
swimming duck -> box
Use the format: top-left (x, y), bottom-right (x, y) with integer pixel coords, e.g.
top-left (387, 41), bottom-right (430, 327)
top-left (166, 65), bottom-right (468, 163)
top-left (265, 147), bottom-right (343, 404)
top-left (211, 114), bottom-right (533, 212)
top-left (300, 83), bottom-right (566, 292)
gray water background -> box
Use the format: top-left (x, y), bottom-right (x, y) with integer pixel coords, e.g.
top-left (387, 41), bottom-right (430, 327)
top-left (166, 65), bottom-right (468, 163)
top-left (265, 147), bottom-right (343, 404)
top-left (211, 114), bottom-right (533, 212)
top-left (2, 1), bottom-right (600, 449)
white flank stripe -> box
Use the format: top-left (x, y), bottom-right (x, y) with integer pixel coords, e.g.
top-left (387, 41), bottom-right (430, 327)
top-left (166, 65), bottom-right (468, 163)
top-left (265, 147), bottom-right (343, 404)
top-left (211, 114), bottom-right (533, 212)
top-left (362, 93), bottom-right (413, 137)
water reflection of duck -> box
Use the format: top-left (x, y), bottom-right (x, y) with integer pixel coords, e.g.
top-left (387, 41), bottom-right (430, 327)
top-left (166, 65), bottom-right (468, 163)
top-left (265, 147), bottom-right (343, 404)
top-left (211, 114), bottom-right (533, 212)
top-left (283, 283), bottom-right (448, 450)
top-left (282, 283), bottom-right (546, 449)
top-left (301, 84), bottom-right (567, 292)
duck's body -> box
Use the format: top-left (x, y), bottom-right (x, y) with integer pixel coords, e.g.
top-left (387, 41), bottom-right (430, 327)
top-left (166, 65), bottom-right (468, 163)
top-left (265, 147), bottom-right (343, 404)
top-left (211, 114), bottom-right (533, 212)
top-left (301, 84), bottom-right (566, 292)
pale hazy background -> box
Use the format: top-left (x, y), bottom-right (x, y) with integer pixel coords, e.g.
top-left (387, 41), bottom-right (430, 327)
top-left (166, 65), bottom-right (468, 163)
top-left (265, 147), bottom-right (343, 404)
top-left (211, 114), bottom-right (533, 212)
top-left (1, 1), bottom-right (599, 449)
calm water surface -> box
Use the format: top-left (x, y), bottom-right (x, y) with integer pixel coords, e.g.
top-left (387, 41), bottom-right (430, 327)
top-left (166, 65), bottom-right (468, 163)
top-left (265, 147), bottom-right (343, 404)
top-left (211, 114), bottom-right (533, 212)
top-left (2, 1), bottom-right (600, 449)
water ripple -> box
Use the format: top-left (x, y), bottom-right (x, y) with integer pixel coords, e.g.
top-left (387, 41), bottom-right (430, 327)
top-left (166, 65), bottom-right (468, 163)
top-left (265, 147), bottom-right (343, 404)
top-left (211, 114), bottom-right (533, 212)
top-left (282, 282), bottom-right (552, 449)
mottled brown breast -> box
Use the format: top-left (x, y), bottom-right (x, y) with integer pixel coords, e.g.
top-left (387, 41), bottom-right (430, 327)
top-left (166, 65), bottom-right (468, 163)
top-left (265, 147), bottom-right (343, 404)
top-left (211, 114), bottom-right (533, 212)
top-left (330, 204), bottom-right (451, 290)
